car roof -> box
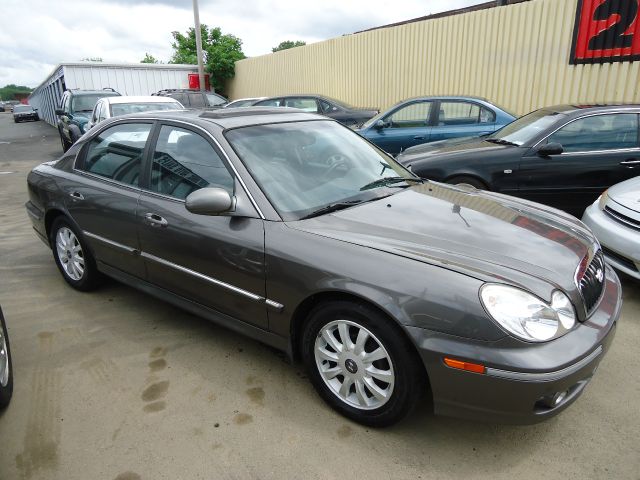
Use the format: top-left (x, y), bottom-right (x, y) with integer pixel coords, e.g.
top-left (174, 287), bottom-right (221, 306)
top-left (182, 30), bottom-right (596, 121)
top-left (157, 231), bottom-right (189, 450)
top-left (540, 104), bottom-right (640, 115)
top-left (104, 96), bottom-right (181, 104)
top-left (67, 89), bottom-right (120, 96)
top-left (117, 107), bottom-right (329, 129)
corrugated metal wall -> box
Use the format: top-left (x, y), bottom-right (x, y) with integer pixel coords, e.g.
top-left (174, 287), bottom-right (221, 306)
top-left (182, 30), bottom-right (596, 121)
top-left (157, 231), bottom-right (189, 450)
top-left (29, 63), bottom-right (197, 127)
top-left (227, 0), bottom-right (640, 115)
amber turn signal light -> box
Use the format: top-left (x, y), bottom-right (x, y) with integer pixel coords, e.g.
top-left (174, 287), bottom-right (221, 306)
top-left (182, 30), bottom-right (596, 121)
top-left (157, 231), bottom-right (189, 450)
top-left (443, 357), bottom-right (485, 374)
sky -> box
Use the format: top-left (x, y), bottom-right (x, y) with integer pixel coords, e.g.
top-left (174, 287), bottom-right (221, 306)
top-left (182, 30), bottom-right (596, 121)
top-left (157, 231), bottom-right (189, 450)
top-left (0, 0), bottom-right (488, 88)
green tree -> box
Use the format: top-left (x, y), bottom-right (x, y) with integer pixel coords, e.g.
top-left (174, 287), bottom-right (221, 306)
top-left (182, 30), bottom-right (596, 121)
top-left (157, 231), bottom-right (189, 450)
top-left (272, 40), bottom-right (306, 52)
top-left (169, 24), bottom-right (245, 94)
top-left (0, 84), bottom-right (32, 101)
top-left (141, 53), bottom-right (159, 64)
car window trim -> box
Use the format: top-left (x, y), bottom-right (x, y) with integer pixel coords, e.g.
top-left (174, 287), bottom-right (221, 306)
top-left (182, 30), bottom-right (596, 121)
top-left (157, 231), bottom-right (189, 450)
top-left (533, 111), bottom-right (640, 152)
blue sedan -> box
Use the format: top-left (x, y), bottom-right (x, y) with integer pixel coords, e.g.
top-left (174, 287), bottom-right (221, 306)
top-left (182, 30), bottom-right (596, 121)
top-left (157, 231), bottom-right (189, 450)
top-left (356, 96), bottom-right (515, 155)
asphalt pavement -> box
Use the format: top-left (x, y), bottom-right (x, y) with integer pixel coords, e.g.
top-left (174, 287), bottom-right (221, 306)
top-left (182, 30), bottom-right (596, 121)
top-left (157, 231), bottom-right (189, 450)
top-left (0, 112), bottom-right (639, 480)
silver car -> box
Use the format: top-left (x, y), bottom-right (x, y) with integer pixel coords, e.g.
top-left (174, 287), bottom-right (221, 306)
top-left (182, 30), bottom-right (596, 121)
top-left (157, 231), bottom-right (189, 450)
top-left (583, 176), bottom-right (640, 280)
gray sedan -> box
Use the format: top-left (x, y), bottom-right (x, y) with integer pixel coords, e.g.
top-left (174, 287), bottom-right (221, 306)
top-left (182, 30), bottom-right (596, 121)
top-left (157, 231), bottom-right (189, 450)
top-left (25, 108), bottom-right (620, 426)
top-left (583, 176), bottom-right (640, 280)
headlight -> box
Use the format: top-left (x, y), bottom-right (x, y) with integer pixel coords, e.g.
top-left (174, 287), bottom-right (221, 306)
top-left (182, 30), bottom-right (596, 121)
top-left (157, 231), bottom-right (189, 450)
top-left (480, 284), bottom-right (576, 342)
top-left (598, 189), bottom-right (609, 210)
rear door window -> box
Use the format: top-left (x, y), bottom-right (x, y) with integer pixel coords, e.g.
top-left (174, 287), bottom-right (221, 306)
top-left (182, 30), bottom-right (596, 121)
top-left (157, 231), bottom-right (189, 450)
top-left (437, 101), bottom-right (492, 125)
top-left (80, 123), bottom-right (152, 186)
top-left (255, 98), bottom-right (283, 107)
top-left (283, 97), bottom-right (320, 113)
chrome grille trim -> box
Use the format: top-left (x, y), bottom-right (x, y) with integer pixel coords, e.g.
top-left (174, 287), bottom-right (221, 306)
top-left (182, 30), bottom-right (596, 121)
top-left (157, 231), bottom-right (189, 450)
top-left (604, 206), bottom-right (640, 231)
top-left (576, 250), bottom-right (606, 317)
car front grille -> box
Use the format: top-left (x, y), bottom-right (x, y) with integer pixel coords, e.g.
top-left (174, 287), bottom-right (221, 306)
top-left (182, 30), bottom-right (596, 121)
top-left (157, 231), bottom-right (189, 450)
top-left (604, 205), bottom-right (640, 231)
top-left (576, 250), bottom-right (606, 316)
top-left (602, 246), bottom-right (638, 273)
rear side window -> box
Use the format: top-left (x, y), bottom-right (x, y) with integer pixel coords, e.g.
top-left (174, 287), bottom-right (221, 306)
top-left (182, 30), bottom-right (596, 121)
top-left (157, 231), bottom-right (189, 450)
top-left (437, 101), bottom-right (494, 125)
top-left (80, 123), bottom-right (151, 186)
top-left (149, 125), bottom-right (234, 199)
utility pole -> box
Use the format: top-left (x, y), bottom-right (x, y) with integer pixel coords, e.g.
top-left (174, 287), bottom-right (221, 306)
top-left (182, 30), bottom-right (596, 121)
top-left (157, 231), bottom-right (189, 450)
top-left (193, 0), bottom-right (206, 91)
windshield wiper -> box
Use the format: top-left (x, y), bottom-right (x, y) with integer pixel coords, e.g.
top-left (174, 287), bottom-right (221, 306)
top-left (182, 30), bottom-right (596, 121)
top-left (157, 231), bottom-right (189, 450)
top-left (485, 138), bottom-right (519, 146)
top-left (300, 200), bottom-right (365, 220)
top-left (360, 176), bottom-right (423, 191)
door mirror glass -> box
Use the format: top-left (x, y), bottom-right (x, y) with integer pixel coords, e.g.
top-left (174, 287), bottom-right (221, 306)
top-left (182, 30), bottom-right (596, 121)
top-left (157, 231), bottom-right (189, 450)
top-left (538, 142), bottom-right (564, 156)
top-left (185, 187), bottom-right (234, 215)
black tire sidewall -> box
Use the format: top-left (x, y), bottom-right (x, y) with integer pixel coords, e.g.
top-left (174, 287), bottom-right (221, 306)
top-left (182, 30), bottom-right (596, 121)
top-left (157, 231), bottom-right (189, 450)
top-left (0, 313), bottom-right (13, 409)
top-left (50, 217), bottom-right (100, 291)
top-left (302, 301), bottom-right (424, 427)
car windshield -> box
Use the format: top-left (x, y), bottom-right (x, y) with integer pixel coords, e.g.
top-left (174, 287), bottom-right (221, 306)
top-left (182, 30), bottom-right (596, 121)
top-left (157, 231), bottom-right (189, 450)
top-left (488, 109), bottom-right (565, 145)
top-left (110, 102), bottom-right (183, 116)
top-left (206, 93), bottom-right (228, 106)
top-left (225, 120), bottom-right (417, 220)
top-left (72, 94), bottom-right (116, 113)
top-left (14, 105), bottom-right (32, 112)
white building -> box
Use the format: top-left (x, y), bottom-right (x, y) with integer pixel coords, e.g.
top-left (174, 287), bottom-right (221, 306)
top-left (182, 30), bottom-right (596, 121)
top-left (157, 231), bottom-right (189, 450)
top-left (29, 62), bottom-right (198, 126)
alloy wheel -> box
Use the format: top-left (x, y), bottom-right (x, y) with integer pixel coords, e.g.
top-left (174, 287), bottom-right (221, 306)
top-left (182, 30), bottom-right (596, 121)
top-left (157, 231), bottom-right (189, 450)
top-left (55, 227), bottom-right (85, 281)
top-left (314, 319), bottom-right (395, 410)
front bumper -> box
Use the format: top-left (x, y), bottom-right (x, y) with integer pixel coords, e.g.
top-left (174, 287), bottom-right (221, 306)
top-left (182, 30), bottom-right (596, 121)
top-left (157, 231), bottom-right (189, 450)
top-left (582, 202), bottom-right (640, 280)
top-left (407, 266), bottom-right (621, 424)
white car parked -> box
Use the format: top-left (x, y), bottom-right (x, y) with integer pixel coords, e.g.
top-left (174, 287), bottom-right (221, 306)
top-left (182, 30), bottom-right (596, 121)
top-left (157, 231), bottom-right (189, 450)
top-left (86, 96), bottom-right (184, 130)
top-left (583, 176), bottom-right (640, 280)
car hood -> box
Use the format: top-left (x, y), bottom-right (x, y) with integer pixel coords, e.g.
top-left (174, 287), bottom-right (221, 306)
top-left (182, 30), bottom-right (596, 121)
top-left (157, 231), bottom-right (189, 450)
top-left (608, 177), bottom-right (640, 213)
top-left (289, 183), bottom-right (596, 295)
top-left (396, 137), bottom-right (512, 164)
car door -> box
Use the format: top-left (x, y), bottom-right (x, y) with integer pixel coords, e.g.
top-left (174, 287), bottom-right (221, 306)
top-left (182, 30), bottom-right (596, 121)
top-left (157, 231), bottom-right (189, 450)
top-left (517, 113), bottom-right (640, 213)
top-left (67, 121), bottom-right (152, 278)
top-left (137, 123), bottom-right (268, 328)
top-left (429, 100), bottom-right (497, 142)
top-left (367, 100), bottom-right (433, 155)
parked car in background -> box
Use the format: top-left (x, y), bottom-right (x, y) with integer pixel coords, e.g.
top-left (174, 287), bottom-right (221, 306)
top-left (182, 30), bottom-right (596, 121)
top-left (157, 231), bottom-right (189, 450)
top-left (253, 95), bottom-right (378, 126)
top-left (12, 104), bottom-right (39, 122)
top-left (396, 104), bottom-right (640, 216)
top-left (56, 88), bottom-right (121, 152)
top-left (0, 306), bottom-right (13, 409)
top-left (26, 108), bottom-right (620, 427)
top-left (86, 96), bottom-right (184, 130)
top-left (2, 100), bottom-right (21, 113)
top-left (224, 97), bottom-right (266, 108)
top-left (583, 177), bottom-right (640, 280)
top-left (356, 96), bottom-right (515, 155)
top-left (152, 89), bottom-right (228, 109)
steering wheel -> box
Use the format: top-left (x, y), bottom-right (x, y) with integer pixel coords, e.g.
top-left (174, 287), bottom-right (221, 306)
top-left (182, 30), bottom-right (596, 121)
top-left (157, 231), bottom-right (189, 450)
top-left (322, 152), bottom-right (350, 179)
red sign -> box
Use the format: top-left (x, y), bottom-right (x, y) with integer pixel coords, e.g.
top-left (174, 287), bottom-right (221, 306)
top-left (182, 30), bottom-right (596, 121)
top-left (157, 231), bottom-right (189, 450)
top-left (188, 73), bottom-right (211, 90)
top-left (571, 0), bottom-right (640, 64)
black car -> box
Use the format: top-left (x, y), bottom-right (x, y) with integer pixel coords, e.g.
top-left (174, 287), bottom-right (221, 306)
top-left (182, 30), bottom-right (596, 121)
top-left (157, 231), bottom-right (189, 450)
top-left (56, 88), bottom-right (121, 152)
top-left (25, 108), bottom-right (620, 426)
top-left (152, 89), bottom-right (228, 109)
top-left (12, 104), bottom-right (39, 122)
top-left (396, 104), bottom-right (640, 216)
top-left (253, 95), bottom-right (378, 126)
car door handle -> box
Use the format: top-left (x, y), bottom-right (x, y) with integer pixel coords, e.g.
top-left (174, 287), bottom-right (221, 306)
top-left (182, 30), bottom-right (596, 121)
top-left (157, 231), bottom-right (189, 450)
top-left (144, 213), bottom-right (168, 228)
top-left (413, 136), bottom-right (425, 140)
top-left (620, 159), bottom-right (640, 166)
top-left (69, 191), bottom-right (84, 200)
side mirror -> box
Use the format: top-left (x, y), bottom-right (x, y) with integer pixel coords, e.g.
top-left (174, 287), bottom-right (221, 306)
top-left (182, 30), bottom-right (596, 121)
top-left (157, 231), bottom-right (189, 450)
top-left (537, 142), bottom-right (563, 156)
top-left (55, 108), bottom-right (64, 116)
top-left (374, 119), bottom-right (387, 130)
top-left (185, 187), bottom-right (234, 216)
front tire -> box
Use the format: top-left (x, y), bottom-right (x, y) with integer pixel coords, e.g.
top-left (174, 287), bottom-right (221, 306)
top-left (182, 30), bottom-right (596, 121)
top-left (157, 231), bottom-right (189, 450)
top-left (50, 217), bottom-right (102, 291)
top-left (446, 175), bottom-right (487, 190)
top-left (0, 309), bottom-right (13, 409)
top-left (302, 301), bottom-right (425, 427)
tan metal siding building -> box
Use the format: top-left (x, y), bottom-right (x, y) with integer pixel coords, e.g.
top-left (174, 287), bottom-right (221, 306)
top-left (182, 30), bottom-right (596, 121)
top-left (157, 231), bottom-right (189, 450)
top-left (227, 0), bottom-right (640, 116)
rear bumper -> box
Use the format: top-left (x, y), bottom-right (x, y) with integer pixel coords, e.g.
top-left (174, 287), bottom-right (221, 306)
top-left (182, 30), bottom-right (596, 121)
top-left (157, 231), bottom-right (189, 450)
top-left (25, 200), bottom-right (49, 246)
top-left (407, 266), bottom-right (621, 424)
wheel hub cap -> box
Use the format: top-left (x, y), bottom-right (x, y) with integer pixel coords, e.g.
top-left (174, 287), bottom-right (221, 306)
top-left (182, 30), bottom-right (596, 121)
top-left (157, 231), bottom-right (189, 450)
top-left (314, 319), bottom-right (395, 410)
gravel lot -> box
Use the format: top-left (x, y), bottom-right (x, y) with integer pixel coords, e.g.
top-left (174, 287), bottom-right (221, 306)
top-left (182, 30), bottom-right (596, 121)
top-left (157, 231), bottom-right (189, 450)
top-left (0, 112), bottom-right (639, 480)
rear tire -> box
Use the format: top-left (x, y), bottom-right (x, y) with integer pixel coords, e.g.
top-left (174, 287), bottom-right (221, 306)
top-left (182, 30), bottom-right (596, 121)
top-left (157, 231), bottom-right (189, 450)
top-left (446, 175), bottom-right (488, 190)
top-left (50, 217), bottom-right (102, 291)
top-left (302, 301), bottom-right (425, 427)
top-left (0, 310), bottom-right (13, 409)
